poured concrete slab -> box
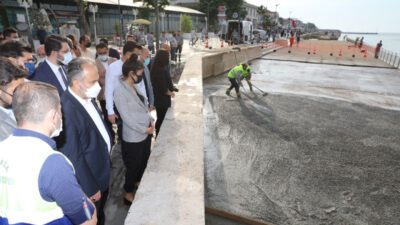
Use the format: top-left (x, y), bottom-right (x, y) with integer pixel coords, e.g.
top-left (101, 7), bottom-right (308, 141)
top-left (204, 58), bottom-right (400, 224)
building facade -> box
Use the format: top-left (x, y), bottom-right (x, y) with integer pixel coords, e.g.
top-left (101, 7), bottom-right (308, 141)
top-left (244, 1), bottom-right (259, 27)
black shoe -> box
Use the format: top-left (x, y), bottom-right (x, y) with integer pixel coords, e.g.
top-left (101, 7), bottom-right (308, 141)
top-left (172, 86), bottom-right (179, 92)
top-left (123, 198), bottom-right (132, 206)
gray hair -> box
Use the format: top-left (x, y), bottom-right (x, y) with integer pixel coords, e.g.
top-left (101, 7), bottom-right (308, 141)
top-left (67, 57), bottom-right (96, 86)
top-left (13, 81), bottom-right (60, 125)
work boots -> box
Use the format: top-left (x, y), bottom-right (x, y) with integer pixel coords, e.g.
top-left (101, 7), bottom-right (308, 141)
top-left (249, 85), bottom-right (253, 92)
top-left (226, 88), bottom-right (231, 95)
top-left (236, 92), bottom-right (241, 98)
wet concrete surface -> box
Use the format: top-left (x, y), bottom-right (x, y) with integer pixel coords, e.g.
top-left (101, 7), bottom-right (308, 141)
top-left (203, 57), bottom-right (400, 225)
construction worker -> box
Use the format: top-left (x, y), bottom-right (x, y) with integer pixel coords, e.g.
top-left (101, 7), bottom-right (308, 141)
top-left (226, 63), bottom-right (252, 97)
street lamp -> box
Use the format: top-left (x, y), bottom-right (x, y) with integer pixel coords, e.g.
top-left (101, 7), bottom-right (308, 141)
top-left (205, 16), bottom-right (208, 33)
top-left (89, 4), bottom-right (98, 44)
top-left (132, 8), bottom-right (138, 21)
top-left (17, 0), bottom-right (33, 47)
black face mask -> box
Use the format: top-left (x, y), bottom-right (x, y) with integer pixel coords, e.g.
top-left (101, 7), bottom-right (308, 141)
top-left (131, 72), bottom-right (143, 84)
top-left (85, 42), bottom-right (91, 48)
top-left (0, 87), bottom-right (13, 109)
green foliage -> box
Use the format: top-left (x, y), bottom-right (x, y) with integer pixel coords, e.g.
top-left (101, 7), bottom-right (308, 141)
top-left (0, 6), bottom-right (10, 28)
top-left (114, 22), bottom-right (120, 36)
top-left (31, 10), bottom-right (52, 29)
top-left (180, 14), bottom-right (193, 33)
top-left (135, 0), bottom-right (169, 13)
top-left (198, 0), bottom-right (247, 30)
top-left (306, 22), bottom-right (317, 30)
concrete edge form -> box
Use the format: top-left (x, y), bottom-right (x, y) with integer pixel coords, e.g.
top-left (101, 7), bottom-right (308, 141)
top-left (202, 45), bottom-right (282, 79)
top-left (125, 54), bottom-right (205, 225)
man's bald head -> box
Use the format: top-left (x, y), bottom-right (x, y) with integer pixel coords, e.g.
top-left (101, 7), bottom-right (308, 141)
top-left (13, 81), bottom-right (60, 126)
top-left (37, 45), bottom-right (46, 58)
top-left (160, 44), bottom-right (171, 53)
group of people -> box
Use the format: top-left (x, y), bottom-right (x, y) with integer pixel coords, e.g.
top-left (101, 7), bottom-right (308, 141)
top-left (0, 27), bottom-right (177, 224)
top-left (126, 29), bottom-right (184, 62)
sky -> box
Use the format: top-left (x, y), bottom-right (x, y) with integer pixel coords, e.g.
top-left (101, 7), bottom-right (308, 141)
top-left (245, 0), bottom-right (400, 33)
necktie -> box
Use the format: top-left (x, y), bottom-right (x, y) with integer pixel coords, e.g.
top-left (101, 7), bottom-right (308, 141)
top-left (58, 67), bottom-right (68, 87)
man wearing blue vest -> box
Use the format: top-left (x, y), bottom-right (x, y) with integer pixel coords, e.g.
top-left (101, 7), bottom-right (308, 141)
top-left (0, 81), bottom-right (97, 225)
top-left (226, 63), bottom-right (252, 97)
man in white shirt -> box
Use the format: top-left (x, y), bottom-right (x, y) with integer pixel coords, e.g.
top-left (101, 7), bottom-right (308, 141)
top-left (0, 57), bottom-right (27, 141)
top-left (137, 47), bottom-right (154, 111)
top-left (31, 34), bottom-right (72, 96)
top-left (160, 32), bottom-right (167, 44)
top-left (147, 32), bottom-right (155, 54)
top-left (169, 32), bottom-right (178, 61)
top-left (79, 34), bottom-right (95, 59)
top-left (58, 57), bottom-right (111, 225)
top-left (105, 41), bottom-right (142, 139)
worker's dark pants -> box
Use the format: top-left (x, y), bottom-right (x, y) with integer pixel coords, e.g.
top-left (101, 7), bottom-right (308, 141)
top-left (121, 135), bottom-right (152, 192)
top-left (148, 45), bottom-right (155, 54)
top-left (228, 78), bottom-right (240, 93)
top-left (155, 107), bottom-right (169, 136)
top-left (95, 188), bottom-right (109, 225)
top-left (171, 47), bottom-right (177, 61)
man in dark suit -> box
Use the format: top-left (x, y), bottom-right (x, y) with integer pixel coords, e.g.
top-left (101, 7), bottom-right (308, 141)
top-left (31, 34), bottom-right (72, 96)
top-left (57, 57), bottom-right (111, 225)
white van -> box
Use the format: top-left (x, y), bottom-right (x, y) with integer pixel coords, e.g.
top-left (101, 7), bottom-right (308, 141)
top-left (226, 20), bottom-right (253, 44)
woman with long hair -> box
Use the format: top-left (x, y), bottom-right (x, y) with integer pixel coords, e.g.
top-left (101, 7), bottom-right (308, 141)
top-left (114, 54), bottom-right (155, 205)
top-left (150, 49), bottom-right (175, 136)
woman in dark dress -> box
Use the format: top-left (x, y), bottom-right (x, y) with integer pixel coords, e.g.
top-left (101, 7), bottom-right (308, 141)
top-left (150, 49), bottom-right (175, 136)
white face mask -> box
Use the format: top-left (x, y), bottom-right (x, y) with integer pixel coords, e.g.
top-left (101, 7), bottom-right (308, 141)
top-left (85, 82), bottom-right (101, 99)
top-left (50, 112), bottom-right (63, 138)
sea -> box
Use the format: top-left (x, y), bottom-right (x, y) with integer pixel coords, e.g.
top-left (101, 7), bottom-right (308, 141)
top-left (339, 33), bottom-right (400, 54)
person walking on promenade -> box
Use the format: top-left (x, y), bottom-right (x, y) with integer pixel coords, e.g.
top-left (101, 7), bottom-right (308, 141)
top-left (147, 32), bottom-right (155, 54)
top-left (169, 31), bottom-right (178, 61)
top-left (225, 63), bottom-right (252, 98)
top-left (354, 37), bottom-right (359, 46)
top-left (176, 30), bottom-right (184, 62)
top-left (58, 58), bottom-right (111, 225)
top-left (160, 32), bottom-right (168, 45)
top-left (296, 31), bottom-right (301, 47)
top-left (289, 34), bottom-right (295, 48)
top-left (359, 37), bottom-right (364, 49)
top-left (114, 54), bottom-right (155, 205)
top-left (0, 81), bottom-right (97, 225)
top-left (0, 57), bottom-right (26, 141)
top-left (375, 40), bottom-right (383, 58)
top-left (150, 49), bottom-right (175, 136)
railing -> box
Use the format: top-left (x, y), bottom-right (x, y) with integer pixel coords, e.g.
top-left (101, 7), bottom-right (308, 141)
top-left (346, 37), bottom-right (400, 69)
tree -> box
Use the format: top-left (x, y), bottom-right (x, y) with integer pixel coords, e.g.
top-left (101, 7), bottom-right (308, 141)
top-left (75, 0), bottom-right (90, 36)
top-left (181, 14), bottom-right (193, 33)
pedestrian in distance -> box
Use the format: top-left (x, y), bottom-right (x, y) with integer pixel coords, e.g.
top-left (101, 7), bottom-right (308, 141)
top-left (226, 63), bottom-right (252, 98)
top-left (375, 40), bottom-right (383, 58)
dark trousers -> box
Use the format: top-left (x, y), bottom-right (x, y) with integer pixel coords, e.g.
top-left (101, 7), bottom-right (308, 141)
top-left (171, 47), bottom-right (177, 61)
top-left (121, 135), bottom-right (152, 193)
top-left (148, 45), bottom-right (155, 54)
top-left (94, 188), bottom-right (109, 225)
top-left (228, 78), bottom-right (240, 93)
top-left (155, 107), bottom-right (169, 136)
top-left (99, 100), bottom-right (115, 144)
top-left (176, 45), bottom-right (183, 61)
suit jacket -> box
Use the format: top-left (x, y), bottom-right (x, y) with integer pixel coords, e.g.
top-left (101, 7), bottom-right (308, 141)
top-left (30, 61), bottom-right (66, 96)
top-left (151, 66), bottom-right (173, 109)
top-left (57, 90), bottom-right (111, 196)
top-left (95, 57), bottom-right (117, 101)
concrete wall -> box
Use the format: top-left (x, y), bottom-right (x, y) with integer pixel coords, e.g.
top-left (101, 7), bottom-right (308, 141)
top-left (202, 45), bottom-right (263, 78)
top-left (125, 55), bottom-right (205, 225)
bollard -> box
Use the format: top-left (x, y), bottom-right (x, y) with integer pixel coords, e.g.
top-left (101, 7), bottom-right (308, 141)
top-left (205, 39), bottom-right (209, 49)
top-left (229, 40), bottom-right (232, 47)
top-left (221, 39), bottom-right (224, 48)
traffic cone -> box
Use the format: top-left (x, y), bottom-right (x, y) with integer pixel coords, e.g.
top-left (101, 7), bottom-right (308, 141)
top-left (118, 46), bottom-right (122, 55)
top-left (221, 39), bottom-right (224, 48)
top-left (313, 47), bottom-right (316, 55)
top-left (229, 40), bottom-right (232, 47)
top-left (205, 39), bottom-right (209, 49)
top-left (364, 49), bottom-right (367, 58)
top-left (339, 49), bottom-right (342, 56)
top-left (265, 41), bottom-right (268, 49)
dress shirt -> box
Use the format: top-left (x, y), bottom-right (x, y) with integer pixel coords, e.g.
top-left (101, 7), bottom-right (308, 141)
top-left (46, 59), bottom-right (67, 91)
top-left (147, 34), bottom-right (154, 46)
top-left (0, 106), bottom-right (15, 122)
top-left (80, 47), bottom-right (96, 59)
top-left (105, 59), bottom-right (123, 115)
top-left (68, 88), bottom-right (111, 152)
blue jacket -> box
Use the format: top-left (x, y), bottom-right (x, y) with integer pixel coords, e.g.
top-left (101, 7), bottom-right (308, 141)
top-left (56, 90), bottom-right (111, 196)
top-left (30, 61), bottom-right (66, 96)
